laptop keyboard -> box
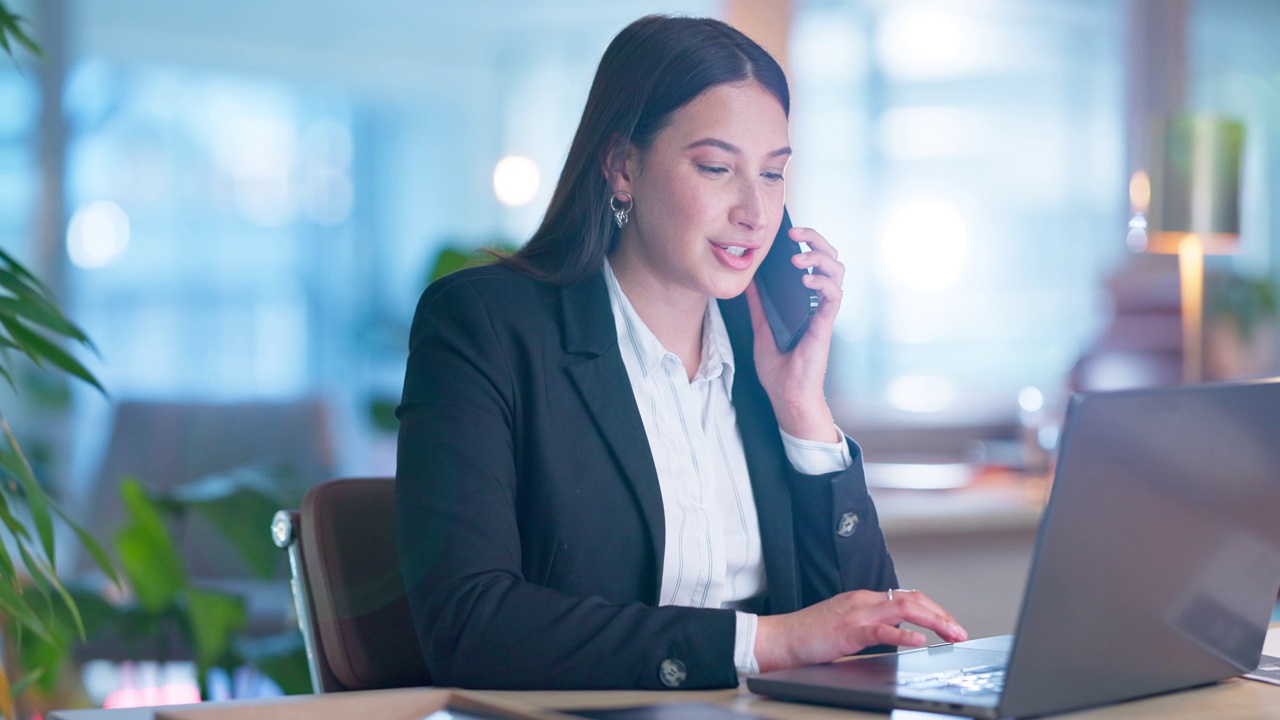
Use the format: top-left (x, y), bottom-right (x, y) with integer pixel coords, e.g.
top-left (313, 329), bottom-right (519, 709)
top-left (899, 663), bottom-right (1007, 695)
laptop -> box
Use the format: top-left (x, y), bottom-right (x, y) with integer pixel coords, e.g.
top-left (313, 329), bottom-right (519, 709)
top-left (748, 378), bottom-right (1280, 719)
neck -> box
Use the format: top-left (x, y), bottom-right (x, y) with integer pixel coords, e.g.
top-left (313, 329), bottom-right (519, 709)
top-left (608, 253), bottom-right (707, 374)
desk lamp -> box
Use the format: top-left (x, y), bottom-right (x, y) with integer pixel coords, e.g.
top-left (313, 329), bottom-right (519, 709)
top-left (1144, 114), bottom-right (1244, 384)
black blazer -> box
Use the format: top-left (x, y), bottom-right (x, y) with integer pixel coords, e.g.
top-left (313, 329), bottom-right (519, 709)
top-left (395, 263), bottom-right (897, 690)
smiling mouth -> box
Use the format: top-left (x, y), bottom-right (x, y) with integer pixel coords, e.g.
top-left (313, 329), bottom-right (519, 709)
top-left (719, 245), bottom-right (748, 257)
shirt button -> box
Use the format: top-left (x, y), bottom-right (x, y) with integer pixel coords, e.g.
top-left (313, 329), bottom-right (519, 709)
top-left (659, 658), bottom-right (687, 688)
top-left (836, 512), bottom-right (859, 537)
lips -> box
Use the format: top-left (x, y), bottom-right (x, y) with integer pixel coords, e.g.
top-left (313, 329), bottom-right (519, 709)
top-left (712, 242), bottom-right (758, 270)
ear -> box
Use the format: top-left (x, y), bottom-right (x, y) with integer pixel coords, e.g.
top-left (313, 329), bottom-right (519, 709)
top-left (601, 135), bottom-right (640, 194)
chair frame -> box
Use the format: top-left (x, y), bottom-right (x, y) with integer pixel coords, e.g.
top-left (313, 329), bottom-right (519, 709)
top-left (271, 507), bottom-right (336, 694)
top-left (271, 476), bottom-right (431, 694)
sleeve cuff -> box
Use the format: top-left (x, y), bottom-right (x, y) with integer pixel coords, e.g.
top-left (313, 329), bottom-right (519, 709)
top-left (780, 425), bottom-right (853, 475)
top-left (734, 611), bottom-right (760, 676)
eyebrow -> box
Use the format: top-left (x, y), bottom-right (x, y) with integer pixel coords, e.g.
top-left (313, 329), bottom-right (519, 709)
top-left (684, 138), bottom-right (793, 159)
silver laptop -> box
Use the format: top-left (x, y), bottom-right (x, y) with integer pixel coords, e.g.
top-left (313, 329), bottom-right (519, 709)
top-left (748, 378), bottom-right (1280, 719)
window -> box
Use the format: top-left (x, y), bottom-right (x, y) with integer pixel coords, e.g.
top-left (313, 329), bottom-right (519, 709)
top-left (791, 0), bottom-right (1126, 431)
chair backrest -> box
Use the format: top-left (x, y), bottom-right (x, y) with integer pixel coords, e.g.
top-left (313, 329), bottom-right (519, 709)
top-left (272, 477), bottom-right (430, 693)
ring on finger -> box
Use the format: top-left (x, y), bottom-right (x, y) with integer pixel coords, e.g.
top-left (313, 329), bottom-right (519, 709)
top-left (887, 588), bottom-right (919, 602)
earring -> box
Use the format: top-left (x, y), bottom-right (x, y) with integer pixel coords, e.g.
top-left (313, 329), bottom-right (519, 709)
top-left (610, 191), bottom-right (633, 228)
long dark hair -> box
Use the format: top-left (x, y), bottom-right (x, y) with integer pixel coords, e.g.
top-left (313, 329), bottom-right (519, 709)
top-left (500, 14), bottom-right (790, 285)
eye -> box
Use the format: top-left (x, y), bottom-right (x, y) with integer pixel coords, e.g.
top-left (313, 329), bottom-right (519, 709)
top-left (697, 164), bottom-right (729, 175)
top-left (763, 171), bottom-right (785, 183)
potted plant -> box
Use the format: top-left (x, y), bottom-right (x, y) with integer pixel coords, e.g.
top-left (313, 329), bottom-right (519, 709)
top-left (1206, 270), bottom-right (1279, 379)
top-left (10, 468), bottom-right (312, 707)
top-left (0, 6), bottom-right (118, 718)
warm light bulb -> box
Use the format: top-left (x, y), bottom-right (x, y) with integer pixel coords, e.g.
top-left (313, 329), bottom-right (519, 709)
top-left (1129, 169), bottom-right (1151, 214)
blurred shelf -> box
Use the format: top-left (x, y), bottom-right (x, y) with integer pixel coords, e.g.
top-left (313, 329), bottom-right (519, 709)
top-left (870, 467), bottom-right (1049, 538)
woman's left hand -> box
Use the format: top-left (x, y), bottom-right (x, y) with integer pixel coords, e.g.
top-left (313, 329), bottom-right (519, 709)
top-left (745, 225), bottom-right (846, 444)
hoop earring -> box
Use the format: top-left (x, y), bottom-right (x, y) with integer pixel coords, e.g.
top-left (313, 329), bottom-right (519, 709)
top-left (610, 191), bottom-right (633, 229)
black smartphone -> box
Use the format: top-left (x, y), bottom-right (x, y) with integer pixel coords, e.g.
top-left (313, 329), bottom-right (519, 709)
top-left (754, 207), bottom-right (818, 352)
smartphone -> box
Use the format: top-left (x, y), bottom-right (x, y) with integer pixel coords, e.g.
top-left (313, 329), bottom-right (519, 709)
top-left (754, 207), bottom-right (818, 352)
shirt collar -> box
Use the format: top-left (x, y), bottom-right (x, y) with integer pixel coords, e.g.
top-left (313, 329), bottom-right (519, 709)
top-left (602, 260), bottom-right (735, 388)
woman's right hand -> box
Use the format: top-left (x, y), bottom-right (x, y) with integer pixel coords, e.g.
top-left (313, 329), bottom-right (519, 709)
top-left (753, 589), bottom-right (968, 673)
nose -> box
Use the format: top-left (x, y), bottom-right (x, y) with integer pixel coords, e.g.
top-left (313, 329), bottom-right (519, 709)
top-left (729, 177), bottom-right (767, 231)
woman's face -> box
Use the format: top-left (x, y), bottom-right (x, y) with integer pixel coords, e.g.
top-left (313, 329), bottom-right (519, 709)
top-left (612, 80), bottom-right (791, 304)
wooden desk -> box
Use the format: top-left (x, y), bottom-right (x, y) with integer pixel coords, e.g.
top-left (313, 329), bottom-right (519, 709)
top-left (497, 678), bottom-right (1280, 719)
top-left (46, 674), bottom-right (1280, 720)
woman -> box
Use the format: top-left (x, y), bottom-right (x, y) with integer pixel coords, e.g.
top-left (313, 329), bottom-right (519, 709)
top-left (395, 14), bottom-right (966, 691)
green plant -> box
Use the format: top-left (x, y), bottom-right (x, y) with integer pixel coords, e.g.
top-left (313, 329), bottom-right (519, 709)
top-left (1208, 271), bottom-right (1278, 343)
top-left (10, 465), bottom-right (312, 706)
top-left (0, 2), bottom-right (39, 61)
top-left (1, 9), bottom-right (118, 717)
top-left (422, 239), bottom-right (518, 286)
top-left (109, 467), bottom-right (310, 696)
top-left (0, 243), bottom-right (118, 715)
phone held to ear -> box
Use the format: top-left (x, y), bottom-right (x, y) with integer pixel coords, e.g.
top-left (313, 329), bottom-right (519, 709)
top-left (754, 207), bottom-right (819, 352)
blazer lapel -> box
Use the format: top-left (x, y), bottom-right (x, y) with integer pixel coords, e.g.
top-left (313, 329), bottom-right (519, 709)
top-left (719, 295), bottom-right (800, 614)
top-left (560, 275), bottom-right (666, 596)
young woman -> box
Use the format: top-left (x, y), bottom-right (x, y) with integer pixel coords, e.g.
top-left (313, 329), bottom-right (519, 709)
top-left (395, 14), bottom-right (966, 691)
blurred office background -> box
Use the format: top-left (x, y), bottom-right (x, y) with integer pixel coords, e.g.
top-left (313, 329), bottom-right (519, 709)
top-left (4, 0), bottom-right (1278, 489)
top-left (1, 0), bottom-right (1279, 705)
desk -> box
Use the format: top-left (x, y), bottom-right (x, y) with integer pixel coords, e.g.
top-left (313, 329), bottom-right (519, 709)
top-left (46, 675), bottom-right (1280, 720)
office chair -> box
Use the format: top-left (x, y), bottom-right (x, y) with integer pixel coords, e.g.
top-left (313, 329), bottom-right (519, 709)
top-left (271, 477), bottom-right (431, 693)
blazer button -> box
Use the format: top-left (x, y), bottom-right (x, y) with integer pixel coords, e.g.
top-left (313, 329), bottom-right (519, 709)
top-left (659, 658), bottom-right (687, 688)
top-left (836, 512), bottom-right (859, 537)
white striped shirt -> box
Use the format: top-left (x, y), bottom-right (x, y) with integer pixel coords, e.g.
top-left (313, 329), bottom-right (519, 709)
top-left (602, 261), bottom-right (852, 675)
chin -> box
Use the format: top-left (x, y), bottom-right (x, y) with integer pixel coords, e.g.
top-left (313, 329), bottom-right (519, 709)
top-left (708, 278), bottom-right (754, 300)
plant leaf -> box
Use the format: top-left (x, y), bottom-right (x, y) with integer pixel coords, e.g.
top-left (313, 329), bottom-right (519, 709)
top-left (12, 23), bottom-right (38, 57)
top-left (51, 502), bottom-right (121, 587)
top-left (11, 583), bottom-right (119, 697)
top-left (0, 4), bottom-right (42, 62)
top-left (0, 248), bottom-right (47, 286)
top-left (15, 539), bottom-right (87, 641)
top-left (0, 314), bottom-right (104, 394)
top-left (0, 421), bottom-right (57, 564)
top-left (12, 541), bottom-right (59, 636)
top-left (115, 478), bottom-right (186, 612)
top-left (169, 467), bottom-right (289, 578)
top-left (0, 572), bottom-right (53, 645)
top-left (0, 296), bottom-right (93, 347)
top-left (8, 666), bottom-right (45, 700)
top-left (0, 260), bottom-right (96, 350)
top-left (0, 264), bottom-right (52, 306)
top-left (0, 488), bottom-right (34, 544)
top-left (183, 587), bottom-right (246, 673)
top-left (0, 527), bottom-right (20, 581)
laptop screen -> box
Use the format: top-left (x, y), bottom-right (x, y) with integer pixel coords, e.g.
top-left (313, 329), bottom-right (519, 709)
top-left (999, 378), bottom-right (1280, 717)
